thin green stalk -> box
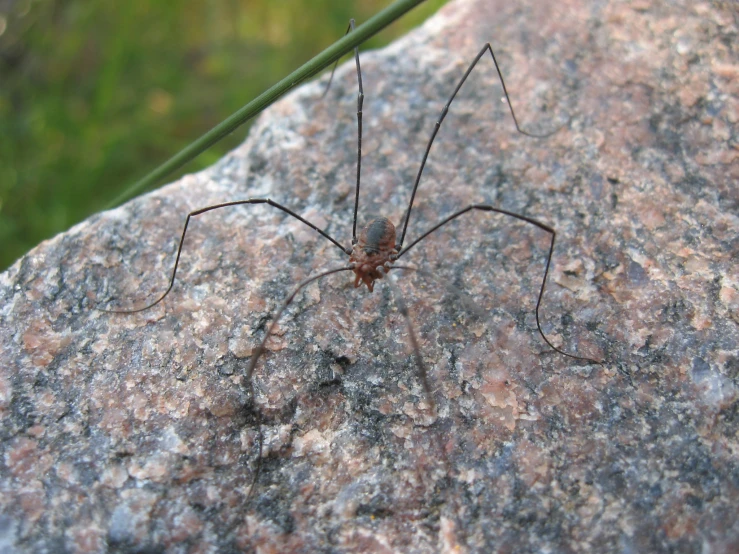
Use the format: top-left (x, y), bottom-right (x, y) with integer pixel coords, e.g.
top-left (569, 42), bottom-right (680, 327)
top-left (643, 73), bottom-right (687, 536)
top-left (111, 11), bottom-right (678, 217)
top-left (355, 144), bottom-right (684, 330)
top-left (105, 0), bottom-right (428, 210)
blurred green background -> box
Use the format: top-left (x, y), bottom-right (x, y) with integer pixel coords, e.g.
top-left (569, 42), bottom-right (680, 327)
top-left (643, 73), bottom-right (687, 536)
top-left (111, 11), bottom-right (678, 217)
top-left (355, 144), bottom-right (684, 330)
top-left (0, 0), bottom-right (446, 271)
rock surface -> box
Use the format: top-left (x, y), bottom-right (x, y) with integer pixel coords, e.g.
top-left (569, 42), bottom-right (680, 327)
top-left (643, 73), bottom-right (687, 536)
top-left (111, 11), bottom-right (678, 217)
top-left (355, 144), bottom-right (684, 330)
top-left (1, 0), bottom-right (738, 552)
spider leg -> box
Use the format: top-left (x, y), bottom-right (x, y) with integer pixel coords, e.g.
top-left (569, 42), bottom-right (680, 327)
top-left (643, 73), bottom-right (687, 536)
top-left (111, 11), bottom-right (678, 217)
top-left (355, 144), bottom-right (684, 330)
top-left (244, 265), bottom-right (354, 501)
top-left (316, 19), bottom-right (364, 245)
top-left (383, 271), bottom-right (467, 545)
top-left (97, 198), bottom-right (351, 313)
top-left (398, 42), bottom-right (568, 249)
top-left (349, 20), bottom-right (364, 246)
top-left (398, 204), bottom-right (602, 365)
top-left (320, 20), bottom-right (357, 99)
top-left (382, 272), bottom-right (436, 415)
top-left (392, 264), bottom-right (488, 321)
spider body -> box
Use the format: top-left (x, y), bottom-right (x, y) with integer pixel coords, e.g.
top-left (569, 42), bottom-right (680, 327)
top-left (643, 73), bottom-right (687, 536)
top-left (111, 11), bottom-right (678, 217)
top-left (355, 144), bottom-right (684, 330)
top-left (99, 31), bottom-right (603, 549)
top-left (350, 216), bottom-right (398, 292)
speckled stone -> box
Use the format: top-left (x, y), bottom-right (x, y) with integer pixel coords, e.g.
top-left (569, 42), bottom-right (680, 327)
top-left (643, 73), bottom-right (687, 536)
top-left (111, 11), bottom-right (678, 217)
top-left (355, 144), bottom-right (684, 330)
top-left (1, 0), bottom-right (737, 552)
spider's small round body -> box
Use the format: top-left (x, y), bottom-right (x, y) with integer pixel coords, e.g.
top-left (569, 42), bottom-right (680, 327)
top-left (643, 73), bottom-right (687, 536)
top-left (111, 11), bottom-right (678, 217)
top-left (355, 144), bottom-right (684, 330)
top-left (350, 216), bottom-right (398, 292)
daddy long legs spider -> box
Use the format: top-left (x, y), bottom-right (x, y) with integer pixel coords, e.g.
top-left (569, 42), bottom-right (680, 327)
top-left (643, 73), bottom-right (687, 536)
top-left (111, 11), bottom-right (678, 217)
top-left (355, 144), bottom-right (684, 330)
top-left (100, 23), bottom-right (603, 547)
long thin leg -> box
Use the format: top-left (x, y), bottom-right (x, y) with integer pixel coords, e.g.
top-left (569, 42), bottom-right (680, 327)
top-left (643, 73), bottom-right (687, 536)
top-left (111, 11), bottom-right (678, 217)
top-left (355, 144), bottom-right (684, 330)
top-left (317, 19), bottom-right (364, 245)
top-left (98, 199), bottom-right (351, 313)
top-left (398, 43), bottom-right (567, 250)
top-left (398, 204), bottom-right (602, 364)
top-left (383, 272), bottom-right (466, 545)
top-left (391, 263), bottom-right (488, 321)
top-left (319, 20), bottom-right (356, 100)
top-left (349, 19), bottom-right (365, 246)
top-left (244, 265), bottom-right (354, 500)
top-left (382, 273), bottom-right (436, 414)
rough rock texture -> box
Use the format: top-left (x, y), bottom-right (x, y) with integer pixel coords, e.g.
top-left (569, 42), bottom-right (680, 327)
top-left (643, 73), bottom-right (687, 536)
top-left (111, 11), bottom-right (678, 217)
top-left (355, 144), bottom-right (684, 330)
top-left (1, 0), bottom-right (738, 552)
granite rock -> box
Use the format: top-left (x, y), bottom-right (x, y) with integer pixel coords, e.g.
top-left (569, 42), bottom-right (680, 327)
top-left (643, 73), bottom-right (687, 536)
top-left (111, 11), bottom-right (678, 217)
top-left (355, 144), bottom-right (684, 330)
top-left (1, 0), bottom-right (738, 552)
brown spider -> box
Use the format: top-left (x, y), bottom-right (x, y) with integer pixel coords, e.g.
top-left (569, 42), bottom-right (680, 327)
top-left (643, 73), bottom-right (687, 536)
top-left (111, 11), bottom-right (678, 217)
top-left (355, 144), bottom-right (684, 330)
top-left (99, 22), bottom-right (602, 543)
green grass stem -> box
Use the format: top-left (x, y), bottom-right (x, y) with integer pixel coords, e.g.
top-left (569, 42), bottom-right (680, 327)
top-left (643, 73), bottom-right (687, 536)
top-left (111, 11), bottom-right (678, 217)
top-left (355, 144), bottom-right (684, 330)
top-left (105, 0), bottom-right (428, 209)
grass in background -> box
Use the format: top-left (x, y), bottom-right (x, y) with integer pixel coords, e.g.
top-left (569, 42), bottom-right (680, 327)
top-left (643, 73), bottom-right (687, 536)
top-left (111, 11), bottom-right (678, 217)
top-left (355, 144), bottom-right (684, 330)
top-left (0, 0), bottom-right (446, 271)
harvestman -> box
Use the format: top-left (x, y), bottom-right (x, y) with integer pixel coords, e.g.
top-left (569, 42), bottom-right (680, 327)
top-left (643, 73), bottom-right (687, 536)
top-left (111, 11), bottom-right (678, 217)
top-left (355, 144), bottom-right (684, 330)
top-left (101, 24), bottom-right (602, 516)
